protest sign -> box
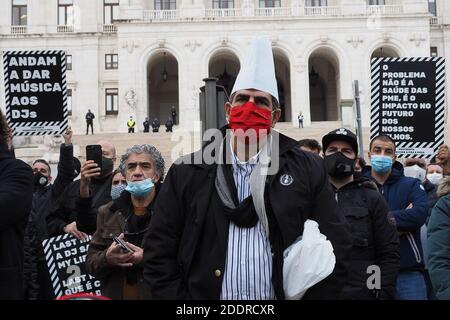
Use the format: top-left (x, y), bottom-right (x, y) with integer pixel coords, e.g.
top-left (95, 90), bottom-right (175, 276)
top-left (370, 57), bottom-right (445, 158)
top-left (42, 234), bottom-right (102, 298)
top-left (2, 50), bottom-right (68, 135)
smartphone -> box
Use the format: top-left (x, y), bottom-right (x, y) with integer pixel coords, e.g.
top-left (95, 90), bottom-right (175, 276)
top-left (86, 144), bottom-right (102, 171)
top-left (113, 236), bottom-right (134, 253)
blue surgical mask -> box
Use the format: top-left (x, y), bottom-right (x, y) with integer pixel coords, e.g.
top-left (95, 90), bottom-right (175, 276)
top-left (111, 183), bottom-right (127, 200)
top-left (371, 155), bottom-right (393, 174)
top-left (125, 178), bottom-right (155, 198)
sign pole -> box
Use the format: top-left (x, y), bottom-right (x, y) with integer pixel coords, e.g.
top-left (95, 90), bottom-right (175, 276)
top-left (354, 80), bottom-right (364, 157)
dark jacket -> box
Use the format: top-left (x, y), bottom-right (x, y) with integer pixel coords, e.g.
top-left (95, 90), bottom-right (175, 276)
top-left (47, 174), bottom-right (113, 236)
top-left (424, 180), bottom-right (438, 221)
top-left (143, 121), bottom-right (150, 132)
top-left (86, 191), bottom-right (153, 300)
top-left (23, 143), bottom-right (74, 299)
top-left (0, 144), bottom-right (33, 299)
top-left (165, 119), bottom-right (173, 129)
top-left (143, 127), bottom-right (352, 300)
top-left (362, 162), bottom-right (428, 272)
top-left (428, 192), bottom-right (450, 299)
top-left (85, 112), bottom-right (95, 122)
top-left (334, 178), bottom-right (400, 300)
top-left (151, 120), bottom-right (160, 131)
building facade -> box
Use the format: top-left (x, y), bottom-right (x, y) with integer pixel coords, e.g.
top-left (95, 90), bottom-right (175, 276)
top-left (0, 0), bottom-right (449, 134)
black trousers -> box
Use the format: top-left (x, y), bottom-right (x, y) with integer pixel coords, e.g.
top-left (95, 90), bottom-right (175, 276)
top-left (128, 128), bottom-right (135, 133)
top-left (86, 122), bottom-right (94, 135)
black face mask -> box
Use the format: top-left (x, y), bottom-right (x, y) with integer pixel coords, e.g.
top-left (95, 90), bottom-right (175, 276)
top-left (33, 172), bottom-right (49, 188)
top-left (100, 156), bottom-right (114, 177)
top-left (324, 152), bottom-right (355, 179)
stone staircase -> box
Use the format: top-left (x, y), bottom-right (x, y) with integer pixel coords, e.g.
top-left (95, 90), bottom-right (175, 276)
top-left (13, 120), bottom-right (450, 174)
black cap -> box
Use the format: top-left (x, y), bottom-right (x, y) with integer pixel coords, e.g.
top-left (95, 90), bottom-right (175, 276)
top-left (322, 128), bottom-right (358, 155)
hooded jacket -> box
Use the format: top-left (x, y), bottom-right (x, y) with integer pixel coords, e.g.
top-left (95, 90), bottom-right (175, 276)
top-left (362, 161), bottom-right (428, 272)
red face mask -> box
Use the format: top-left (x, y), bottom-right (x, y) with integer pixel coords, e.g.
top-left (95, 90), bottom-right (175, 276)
top-left (229, 101), bottom-right (272, 143)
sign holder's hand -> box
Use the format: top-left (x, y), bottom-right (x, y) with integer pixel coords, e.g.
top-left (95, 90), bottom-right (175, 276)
top-left (437, 144), bottom-right (450, 165)
top-left (64, 127), bottom-right (73, 146)
top-left (63, 221), bottom-right (87, 241)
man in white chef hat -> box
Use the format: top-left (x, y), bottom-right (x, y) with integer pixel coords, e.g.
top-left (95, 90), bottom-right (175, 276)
top-left (143, 36), bottom-right (351, 300)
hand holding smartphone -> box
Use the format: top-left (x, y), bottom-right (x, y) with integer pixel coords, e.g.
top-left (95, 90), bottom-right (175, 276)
top-left (86, 144), bottom-right (102, 171)
top-left (113, 236), bottom-right (135, 253)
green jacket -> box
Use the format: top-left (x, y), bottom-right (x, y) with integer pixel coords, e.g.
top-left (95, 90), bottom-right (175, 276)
top-left (428, 193), bottom-right (450, 300)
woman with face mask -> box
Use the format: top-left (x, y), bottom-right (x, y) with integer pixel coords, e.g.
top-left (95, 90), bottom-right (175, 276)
top-left (85, 144), bottom-right (165, 300)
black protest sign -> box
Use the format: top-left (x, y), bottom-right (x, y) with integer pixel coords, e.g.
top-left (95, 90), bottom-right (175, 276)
top-left (2, 50), bottom-right (68, 136)
top-left (42, 234), bottom-right (102, 298)
top-left (370, 57), bottom-right (446, 158)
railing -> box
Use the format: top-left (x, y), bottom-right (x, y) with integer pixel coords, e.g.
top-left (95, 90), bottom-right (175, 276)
top-left (304, 6), bottom-right (341, 17)
top-left (430, 16), bottom-right (440, 25)
top-left (367, 5), bottom-right (403, 15)
top-left (11, 25), bottom-right (27, 34)
top-left (143, 10), bottom-right (178, 20)
top-left (57, 25), bottom-right (74, 33)
top-left (255, 7), bottom-right (291, 17)
top-left (205, 8), bottom-right (241, 18)
top-left (103, 24), bottom-right (117, 33)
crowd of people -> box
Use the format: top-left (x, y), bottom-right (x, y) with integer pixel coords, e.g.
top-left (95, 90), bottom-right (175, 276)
top-left (2, 37), bottom-right (450, 301)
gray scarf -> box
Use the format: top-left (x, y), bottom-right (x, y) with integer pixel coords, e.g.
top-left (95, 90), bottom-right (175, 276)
top-left (215, 132), bottom-right (272, 236)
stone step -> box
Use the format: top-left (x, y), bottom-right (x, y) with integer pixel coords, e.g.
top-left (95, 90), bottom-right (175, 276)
top-left (13, 121), bottom-right (450, 173)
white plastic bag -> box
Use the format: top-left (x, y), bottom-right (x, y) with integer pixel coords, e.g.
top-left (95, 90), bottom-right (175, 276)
top-left (283, 219), bottom-right (336, 300)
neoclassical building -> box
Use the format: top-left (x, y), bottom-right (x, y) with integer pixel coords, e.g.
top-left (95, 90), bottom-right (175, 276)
top-left (0, 0), bottom-right (449, 133)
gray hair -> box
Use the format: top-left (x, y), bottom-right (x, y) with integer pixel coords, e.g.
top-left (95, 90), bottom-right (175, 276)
top-left (119, 144), bottom-right (165, 180)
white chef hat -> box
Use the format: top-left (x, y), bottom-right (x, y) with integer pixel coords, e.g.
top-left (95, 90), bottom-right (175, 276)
top-left (231, 36), bottom-right (279, 104)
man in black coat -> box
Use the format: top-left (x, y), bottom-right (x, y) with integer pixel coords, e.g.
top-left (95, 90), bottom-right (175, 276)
top-left (143, 117), bottom-right (150, 133)
top-left (0, 111), bottom-right (33, 299)
top-left (165, 117), bottom-right (173, 133)
top-left (322, 128), bottom-right (400, 299)
top-left (143, 37), bottom-right (351, 300)
top-left (151, 118), bottom-right (160, 133)
top-left (171, 106), bottom-right (177, 125)
top-left (47, 140), bottom-right (116, 237)
top-left (23, 128), bottom-right (76, 299)
top-left (85, 109), bottom-right (95, 135)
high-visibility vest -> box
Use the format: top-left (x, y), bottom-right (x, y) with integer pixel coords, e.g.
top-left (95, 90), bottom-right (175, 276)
top-left (127, 119), bottom-right (136, 128)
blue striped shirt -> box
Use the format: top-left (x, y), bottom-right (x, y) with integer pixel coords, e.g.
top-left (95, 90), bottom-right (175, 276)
top-left (220, 147), bottom-right (275, 300)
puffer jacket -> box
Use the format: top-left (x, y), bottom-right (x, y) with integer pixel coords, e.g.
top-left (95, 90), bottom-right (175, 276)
top-left (362, 161), bottom-right (428, 272)
top-left (428, 182), bottom-right (450, 299)
top-left (335, 178), bottom-right (400, 300)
